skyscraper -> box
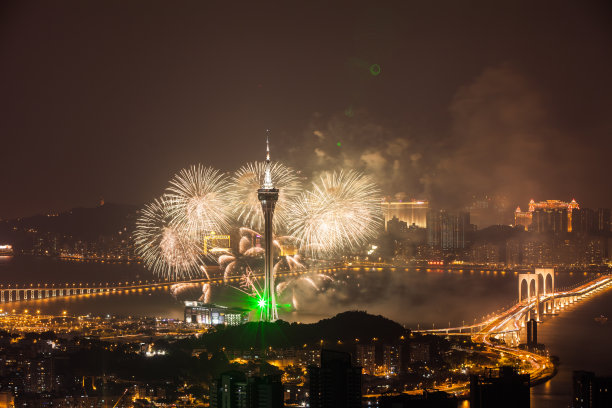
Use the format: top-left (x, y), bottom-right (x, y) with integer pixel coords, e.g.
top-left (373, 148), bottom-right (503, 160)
top-left (596, 208), bottom-right (611, 233)
top-left (383, 344), bottom-right (401, 375)
top-left (572, 208), bottom-right (596, 234)
top-left (309, 349), bottom-right (362, 408)
top-left (470, 366), bottom-right (530, 408)
top-left (530, 208), bottom-right (568, 233)
top-left (257, 135), bottom-right (279, 322)
top-left (427, 210), bottom-right (470, 250)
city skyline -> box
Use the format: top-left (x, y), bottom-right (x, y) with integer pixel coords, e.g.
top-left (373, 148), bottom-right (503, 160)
top-left (1, 1), bottom-right (612, 219)
top-left (1, 2), bottom-right (612, 407)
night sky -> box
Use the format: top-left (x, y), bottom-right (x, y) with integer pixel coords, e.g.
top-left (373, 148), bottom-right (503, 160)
top-left (2, 1), bottom-right (611, 219)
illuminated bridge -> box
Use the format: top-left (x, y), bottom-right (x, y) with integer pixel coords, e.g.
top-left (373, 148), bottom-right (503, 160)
top-left (0, 264), bottom-right (343, 304)
top-left (411, 269), bottom-right (612, 395)
top-left (414, 270), bottom-right (612, 336)
top-left (0, 278), bottom-right (211, 303)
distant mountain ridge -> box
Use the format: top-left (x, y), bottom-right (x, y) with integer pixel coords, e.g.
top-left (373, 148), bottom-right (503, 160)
top-left (0, 203), bottom-right (140, 243)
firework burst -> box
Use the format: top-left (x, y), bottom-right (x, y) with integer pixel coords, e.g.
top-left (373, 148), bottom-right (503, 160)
top-left (134, 197), bottom-right (202, 279)
top-left (230, 161), bottom-right (301, 232)
top-left (217, 228), bottom-right (264, 282)
top-left (288, 170), bottom-right (382, 257)
top-left (165, 165), bottom-right (232, 237)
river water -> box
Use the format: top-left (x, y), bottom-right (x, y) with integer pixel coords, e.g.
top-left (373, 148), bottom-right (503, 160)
top-left (530, 286), bottom-right (612, 408)
top-left (0, 255), bottom-right (610, 405)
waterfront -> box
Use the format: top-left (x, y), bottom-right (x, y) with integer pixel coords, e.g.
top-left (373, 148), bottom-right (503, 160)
top-left (2, 255), bottom-right (612, 406)
top-left (0, 256), bottom-right (597, 327)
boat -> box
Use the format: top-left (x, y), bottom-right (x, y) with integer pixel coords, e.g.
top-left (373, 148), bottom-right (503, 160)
top-left (594, 315), bottom-right (607, 324)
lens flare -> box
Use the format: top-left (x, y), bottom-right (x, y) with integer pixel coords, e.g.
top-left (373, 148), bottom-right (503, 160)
top-left (165, 165), bottom-right (232, 237)
top-left (134, 197), bottom-right (201, 279)
top-left (288, 170), bottom-right (382, 257)
top-left (230, 161), bottom-right (301, 232)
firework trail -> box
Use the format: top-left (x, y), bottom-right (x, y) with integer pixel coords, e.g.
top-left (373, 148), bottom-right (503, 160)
top-left (230, 161), bottom-right (301, 232)
top-left (275, 273), bottom-right (336, 311)
top-left (217, 230), bottom-right (264, 282)
top-left (134, 197), bottom-right (201, 279)
top-left (165, 165), bottom-right (232, 238)
top-left (170, 282), bottom-right (190, 297)
top-left (239, 267), bottom-right (263, 298)
top-left (200, 265), bottom-right (210, 280)
top-left (288, 170), bottom-right (382, 257)
top-left (199, 283), bottom-right (211, 303)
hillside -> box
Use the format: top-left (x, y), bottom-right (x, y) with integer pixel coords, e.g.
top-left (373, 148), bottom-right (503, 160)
top-left (185, 311), bottom-right (409, 351)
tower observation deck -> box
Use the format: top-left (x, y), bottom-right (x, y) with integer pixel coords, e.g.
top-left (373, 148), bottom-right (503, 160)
top-left (257, 134), bottom-right (279, 322)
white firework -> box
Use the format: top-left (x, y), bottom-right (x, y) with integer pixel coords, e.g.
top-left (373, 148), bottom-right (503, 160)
top-left (230, 161), bottom-right (301, 232)
top-left (165, 164), bottom-right (232, 237)
top-left (288, 170), bottom-right (383, 257)
top-left (134, 197), bottom-right (202, 279)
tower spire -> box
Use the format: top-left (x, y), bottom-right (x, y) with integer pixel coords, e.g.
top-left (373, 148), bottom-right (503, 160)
top-left (263, 130), bottom-right (273, 189)
top-left (266, 131), bottom-right (271, 162)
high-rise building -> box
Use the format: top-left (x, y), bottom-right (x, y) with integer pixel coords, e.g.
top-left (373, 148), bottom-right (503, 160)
top-left (514, 199), bottom-right (578, 232)
top-left (427, 210), bottom-right (470, 250)
top-left (309, 349), bottom-right (361, 408)
top-left (246, 374), bottom-right (284, 408)
top-left (409, 342), bottom-right (430, 364)
top-left (514, 207), bottom-right (532, 230)
top-left (470, 366), bottom-right (530, 408)
top-left (355, 344), bottom-right (376, 375)
top-left (386, 216), bottom-right (409, 236)
top-left (530, 208), bottom-right (568, 233)
top-left (381, 200), bottom-right (428, 230)
top-left (573, 371), bottom-right (612, 408)
top-left (383, 345), bottom-right (401, 375)
top-left (526, 319), bottom-right (538, 348)
top-left (210, 371), bottom-right (248, 408)
top-left (596, 208), bottom-right (611, 233)
top-left (210, 372), bottom-right (284, 408)
top-left (572, 208), bottom-right (596, 234)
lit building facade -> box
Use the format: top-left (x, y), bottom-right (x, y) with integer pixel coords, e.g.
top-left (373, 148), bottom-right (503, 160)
top-left (514, 199), bottom-right (579, 232)
top-left (383, 345), bottom-right (401, 375)
top-left (184, 301), bottom-right (248, 326)
top-left (203, 232), bottom-right (230, 255)
top-left (355, 344), bottom-right (376, 376)
top-left (381, 200), bottom-right (428, 230)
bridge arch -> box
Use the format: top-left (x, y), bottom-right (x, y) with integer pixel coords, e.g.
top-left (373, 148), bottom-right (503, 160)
top-left (520, 279), bottom-right (529, 301)
top-left (529, 279), bottom-right (536, 298)
top-left (535, 268), bottom-right (554, 295)
top-left (518, 273), bottom-right (539, 302)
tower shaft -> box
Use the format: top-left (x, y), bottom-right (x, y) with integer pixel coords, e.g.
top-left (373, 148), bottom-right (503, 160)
top-left (258, 188), bottom-right (278, 321)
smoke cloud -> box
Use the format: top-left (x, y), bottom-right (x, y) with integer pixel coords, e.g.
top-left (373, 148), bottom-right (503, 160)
top-left (283, 64), bottom-right (610, 213)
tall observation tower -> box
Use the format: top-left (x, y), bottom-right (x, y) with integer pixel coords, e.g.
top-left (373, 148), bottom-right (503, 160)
top-left (258, 135), bottom-right (279, 322)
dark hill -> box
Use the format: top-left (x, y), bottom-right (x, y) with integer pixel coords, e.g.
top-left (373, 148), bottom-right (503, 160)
top-left (188, 311), bottom-right (408, 351)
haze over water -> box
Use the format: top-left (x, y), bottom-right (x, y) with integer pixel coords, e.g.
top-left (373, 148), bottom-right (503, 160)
top-left (1, 256), bottom-right (610, 406)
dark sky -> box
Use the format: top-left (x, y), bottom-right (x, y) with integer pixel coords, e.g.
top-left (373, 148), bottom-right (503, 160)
top-left (2, 0), bottom-right (611, 219)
